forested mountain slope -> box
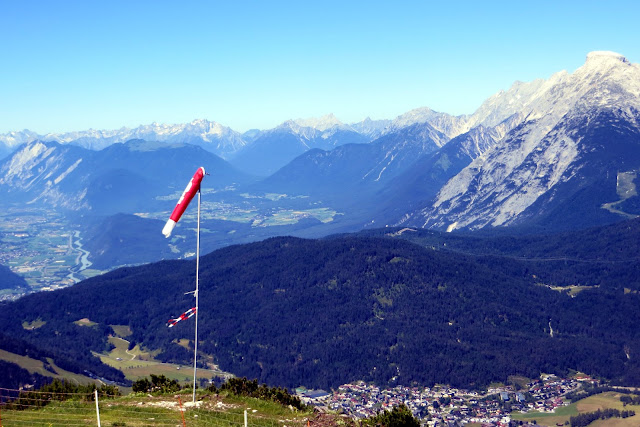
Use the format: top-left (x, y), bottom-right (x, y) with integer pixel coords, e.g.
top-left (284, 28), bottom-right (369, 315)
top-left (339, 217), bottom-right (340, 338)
top-left (1, 230), bottom-right (639, 390)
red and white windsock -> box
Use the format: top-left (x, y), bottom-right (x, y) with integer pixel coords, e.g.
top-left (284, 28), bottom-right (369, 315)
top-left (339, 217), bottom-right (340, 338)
top-left (167, 307), bottom-right (197, 328)
top-left (162, 167), bottom-right (206, 238)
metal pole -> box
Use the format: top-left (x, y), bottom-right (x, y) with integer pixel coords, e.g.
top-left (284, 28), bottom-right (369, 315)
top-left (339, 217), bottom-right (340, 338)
top-left (94, 389), bottom-right (101, 427)
top-left (192, 189), bottom-right (201, 404)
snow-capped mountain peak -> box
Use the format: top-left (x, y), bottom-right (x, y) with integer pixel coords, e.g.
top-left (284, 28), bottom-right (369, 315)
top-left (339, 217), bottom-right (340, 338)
top-left (0, 119), bottom-right (248, 159)
top-left (388, 107), bottom-right (471, 140)
top-left (467, 51), bottom-right (639, 130)
top-left (585, 50), bottom-right (630, 66)
top-left (407, 51), bottom-right (640, 231)
top-left (574, 51), bottom-right (640, 101)
top-left (390, 107), bottom-right (438, 128)
top-left (348, 117), bottom-right (392, 139)
top-left (291, 113), bottom-right (346, 131)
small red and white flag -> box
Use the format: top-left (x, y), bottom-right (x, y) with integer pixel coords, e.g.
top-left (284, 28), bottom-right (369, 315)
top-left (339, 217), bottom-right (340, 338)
top-left (167, 307), bottom-right (197, 328)
top-left (162, 167), bottom-right (206, 238)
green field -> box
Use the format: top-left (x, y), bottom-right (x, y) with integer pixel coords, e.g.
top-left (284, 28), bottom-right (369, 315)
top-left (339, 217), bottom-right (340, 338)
top-left (111, 324), bottom-right (133, 337)
top-left (253, 208), bottom-right (338, 227)
top-left (512, 392), bottom-right (640, 426)
top-left (0, 349), bottom-right (98, 385)
top-left (1, 391), bottom-right (313, 427)
top-left (22, 319), bottom-right (46, 330)
top-left (97, 336), bottom-right (231, 383)
top-left (148, 193), bottom-right (338, 227)
top-left (1, 330), bottom-right (230, 389)
top-left (512, 403), bottom-right (578, 426)
top-left (78, 268), bottom-right (105, 279)
top-left (74, 318), bottom-right (98, 327)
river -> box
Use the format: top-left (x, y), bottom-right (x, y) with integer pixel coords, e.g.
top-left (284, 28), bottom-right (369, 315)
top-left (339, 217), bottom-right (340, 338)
top-left (67, 230), bottom-right (92, 283)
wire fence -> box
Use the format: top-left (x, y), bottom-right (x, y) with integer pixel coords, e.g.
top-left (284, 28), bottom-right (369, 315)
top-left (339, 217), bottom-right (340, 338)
top-left (0, 387), bottom-right (310, 427)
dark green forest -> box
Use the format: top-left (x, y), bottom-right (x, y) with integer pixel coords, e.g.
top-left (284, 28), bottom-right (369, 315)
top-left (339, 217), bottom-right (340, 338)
top-left (0, 263), bottom-right (28, 290)
top-left (0, 360), bottom-right (49, 390)
top-left (1, 220), bottom-right (640, 390)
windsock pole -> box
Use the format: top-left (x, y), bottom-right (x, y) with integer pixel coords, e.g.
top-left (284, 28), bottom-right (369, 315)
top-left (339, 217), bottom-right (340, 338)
top-left (161, 166), bottom-right (206, 403)
top-left (192, 189), bottom-right (201, 404)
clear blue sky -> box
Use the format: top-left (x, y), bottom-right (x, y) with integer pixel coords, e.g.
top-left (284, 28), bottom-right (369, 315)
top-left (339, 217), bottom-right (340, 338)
top-left (1, 0), bottom-right (638, 134)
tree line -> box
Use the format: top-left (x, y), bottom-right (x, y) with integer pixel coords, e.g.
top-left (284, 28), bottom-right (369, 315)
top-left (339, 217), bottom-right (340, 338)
top-left (2, 378), bottom-right (120, 410)
top-left (569, 408), bottom-right (636, 427)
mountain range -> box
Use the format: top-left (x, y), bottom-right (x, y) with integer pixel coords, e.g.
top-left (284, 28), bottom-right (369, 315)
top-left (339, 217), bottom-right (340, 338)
top-left (0, 120), bottom-right (246, 159)
top-left (0, 115), bottom-right (392, 176)
top-left (406, 51), bottom-right (640, 231)
top-left (0, 139), bottom-right (253, 213)
top-left (1, 51), bottom-right (640, 274)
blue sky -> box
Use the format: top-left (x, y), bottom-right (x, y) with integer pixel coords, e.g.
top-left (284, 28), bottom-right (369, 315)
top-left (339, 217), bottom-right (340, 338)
top-left (1, 0), bottom-right (638, 134)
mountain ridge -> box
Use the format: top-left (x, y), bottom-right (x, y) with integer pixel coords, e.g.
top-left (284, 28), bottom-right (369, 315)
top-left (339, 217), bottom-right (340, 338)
top-left (0, 139), bottom-right (254, 212)
top-left (2, 51), bottom-right (640, 245)
top-left (405, 51), bottom-right (640, 231)
top-left (1, 219), bottom-right (640, 389)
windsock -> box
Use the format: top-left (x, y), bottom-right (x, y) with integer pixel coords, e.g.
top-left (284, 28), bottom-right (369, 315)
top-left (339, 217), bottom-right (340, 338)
top-left (167, 307), bottom-right (197, 328)
top-left (162, 167), bottom-right (205, 238)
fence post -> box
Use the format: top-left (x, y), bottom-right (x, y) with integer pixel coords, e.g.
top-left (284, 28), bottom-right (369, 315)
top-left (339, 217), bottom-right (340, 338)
top-left (178, 396), bottom-right (187, 427)
top-left (244, 409), bottom-right (248, 427)
top-left (95, 389), bottom-right (101, 427)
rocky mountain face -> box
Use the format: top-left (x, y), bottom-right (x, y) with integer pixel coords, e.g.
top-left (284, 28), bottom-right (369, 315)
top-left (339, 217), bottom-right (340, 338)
top-left (256, 121), bottom-right (449, 200)
top-left (253, 101), bottom-right (526, 226)
top-left (404, 51), bottom-right (640, 232)
top-left (371, 114), bottom-right (524, 225)
top-left (386, 107), bottom-right (471, 139)
top-left (0, 141), bottom-right (92, 209)
top-left (0, 139), bottom-right (253, 213)
top-left (348, 117), bottom-right (392, 139)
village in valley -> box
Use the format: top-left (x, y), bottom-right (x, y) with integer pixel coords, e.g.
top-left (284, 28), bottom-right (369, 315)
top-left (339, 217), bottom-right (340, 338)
top-left (298, 375), bottom-right (600, 426)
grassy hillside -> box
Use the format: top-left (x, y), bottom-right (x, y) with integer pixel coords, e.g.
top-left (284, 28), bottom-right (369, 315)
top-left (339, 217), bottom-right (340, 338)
top-left (512, 392), bottom-right (640, 426)
top-left (1, 388), bottom-right (315, 427)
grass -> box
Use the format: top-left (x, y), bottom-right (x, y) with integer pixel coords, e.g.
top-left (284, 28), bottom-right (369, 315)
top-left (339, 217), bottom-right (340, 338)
top-left (175, 338), bottom-right (191, 349)
top-left (110, 324), bottom-right (133, 338)
top-left (22, 319), bottom-right (46, 330)
top-left (97, 336), bottom-right (229, 383)
top-left (0, 349), bottom-right (97, 384)
top-left (81, 268), bottom-right (106, 278)
top-left (507, 375), bottom-right (531, 389)
top-left (1, 389), bottom-right (313, 427)
top-left (512, 392), bottom-right (640, 426)
top-left (512, 403), bottom-right (578, 426)
top-left (543, 284), bottom-right (597, 296)
top-left (74, 318), bottom-right (98, 327)
top-left (575, 392), bottom-right (640, 425)
top-left (253, 208), bottom-right (338, 227)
